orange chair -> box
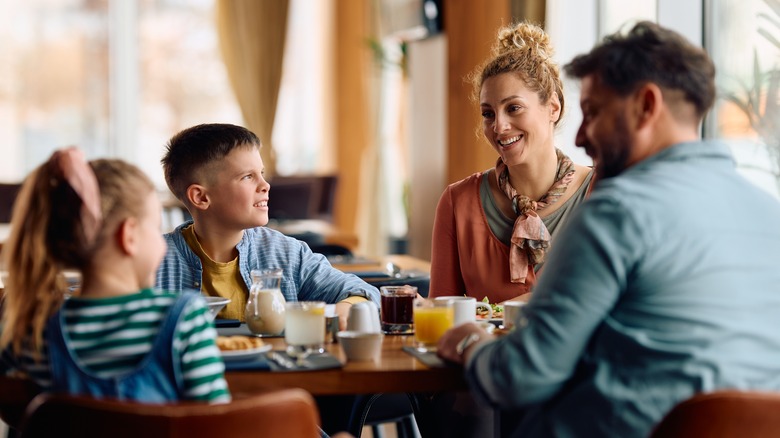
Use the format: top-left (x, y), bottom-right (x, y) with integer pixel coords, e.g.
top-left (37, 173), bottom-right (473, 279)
top-left (650, 390), bottom-right (780, 437)
top-left (18, 388), bottom-right (320, 438)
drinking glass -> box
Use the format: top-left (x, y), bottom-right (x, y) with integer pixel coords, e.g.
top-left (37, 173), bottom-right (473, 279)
top-left (503, 301), bottom-right (527, 330)
top-left (380, 285), bottom-right (416, 334)
top-left (413, 298), bottom-right (453, 352)
top-left (285, 301), bottom-right (326, 365)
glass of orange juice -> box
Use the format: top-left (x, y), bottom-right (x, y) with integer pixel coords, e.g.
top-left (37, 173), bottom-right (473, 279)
top-left (413, 298), bottom-right (454, 352)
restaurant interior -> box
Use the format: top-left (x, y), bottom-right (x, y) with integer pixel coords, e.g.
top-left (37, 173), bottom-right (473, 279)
top-left (0, 0), bottom-right (778, 437)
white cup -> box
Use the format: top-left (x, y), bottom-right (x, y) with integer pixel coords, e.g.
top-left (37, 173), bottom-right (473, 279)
top-left (434, 296), bottom-right (493, 326)
top-left (347, 301), bottom-right (381, 333)
top-left (503, 301), bottom-right (527, 330)
top-left (337, 331), bottom-right (384, 362)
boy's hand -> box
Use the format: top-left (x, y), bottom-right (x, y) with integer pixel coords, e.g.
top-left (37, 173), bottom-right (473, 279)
top-left (334, 301), bottom-right (352, 330)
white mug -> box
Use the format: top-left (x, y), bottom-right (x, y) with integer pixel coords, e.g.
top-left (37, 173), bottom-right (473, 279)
top-left (503, 301), bottom-right (527, 330)
top-left (434, 296), bottom-right (492, 326)
top-left (347, 301), bottom-right (381, 333)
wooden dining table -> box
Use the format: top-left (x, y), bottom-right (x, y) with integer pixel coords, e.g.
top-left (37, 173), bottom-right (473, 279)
top-left (224, 254), bottom-right (445, 397)
top-left (223, 330), bottom-right (467, 398)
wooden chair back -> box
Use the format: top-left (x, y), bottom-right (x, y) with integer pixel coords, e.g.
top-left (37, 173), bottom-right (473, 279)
top-left (0, 183), bottom-right (22, 223)
top-left (650, 390), bottom-right (780, 437)
top-left (0, 376), bottom-right (41, 430)
top-left (18, 388), bottom-right (320, 438)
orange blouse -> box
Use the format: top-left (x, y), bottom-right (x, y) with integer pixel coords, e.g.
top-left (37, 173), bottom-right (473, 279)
top-left (429, 172), bottom-right (535, 303)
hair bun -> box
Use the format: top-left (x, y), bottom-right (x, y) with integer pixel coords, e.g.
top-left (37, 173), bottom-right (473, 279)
top-left (494, 22), bottom-right (553, 59)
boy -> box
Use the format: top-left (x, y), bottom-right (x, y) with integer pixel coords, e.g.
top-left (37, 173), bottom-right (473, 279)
top-left (156, 123), bottom-right (379, 329)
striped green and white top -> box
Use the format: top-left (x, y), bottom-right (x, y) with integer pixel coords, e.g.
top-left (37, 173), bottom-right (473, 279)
top-left (0, 289), bottom-right (231, 404)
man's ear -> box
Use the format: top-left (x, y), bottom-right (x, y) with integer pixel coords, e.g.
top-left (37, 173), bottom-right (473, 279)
top-left (635, 83), bottom-right (663, 130)
top-left (186, 184), bottom-right (210, 211)
top-left (117, 217), bottom-right (139, 256)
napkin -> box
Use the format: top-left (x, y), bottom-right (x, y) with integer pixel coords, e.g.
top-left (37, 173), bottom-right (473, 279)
top-left (214, 319), bottom-right (241, 328)
top-left (402, 346), bottom-right (449, 368)
top-left (266, 351), bottom-right (343, 372)
top-left (223, 355), bottom-right (272, 371)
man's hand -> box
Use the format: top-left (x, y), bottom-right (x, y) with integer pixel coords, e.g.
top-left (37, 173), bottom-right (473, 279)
top-left (437, 322), bottom-right (495, 365)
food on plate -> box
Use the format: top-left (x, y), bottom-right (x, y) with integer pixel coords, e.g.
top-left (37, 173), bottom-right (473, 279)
top-left (216, 335), bottom-right (265, 352)
top-left (476, 297), bottom-right (504, 320)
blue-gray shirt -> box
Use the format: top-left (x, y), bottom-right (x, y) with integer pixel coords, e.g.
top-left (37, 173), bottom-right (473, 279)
top-left (466, 141), bottom-right (780, 437)
top-left (156, 222), bottom-right (380, 307)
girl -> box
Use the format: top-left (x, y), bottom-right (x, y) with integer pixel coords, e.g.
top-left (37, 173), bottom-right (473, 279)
top-left (0, 148), bottom-right (230, 403)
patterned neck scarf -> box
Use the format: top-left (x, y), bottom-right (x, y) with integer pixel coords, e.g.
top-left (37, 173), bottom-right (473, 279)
top-left (495, 148), bottom-right (575, 283)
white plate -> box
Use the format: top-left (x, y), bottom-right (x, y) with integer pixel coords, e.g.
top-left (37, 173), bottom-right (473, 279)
top-left (220, 344), bottom-right (272, 362)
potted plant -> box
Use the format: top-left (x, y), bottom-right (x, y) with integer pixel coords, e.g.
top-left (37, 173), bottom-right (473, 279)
top-left (722, 0), bottom-right (780, 192)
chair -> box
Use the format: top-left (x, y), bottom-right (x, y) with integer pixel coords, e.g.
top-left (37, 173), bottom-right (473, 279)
top-left (268, 175), bottom-right (339, 222)
top-left (18, 388), bottom-right (320, 438)
top-left (348, 393), bottom-right (430, 438)
top-left (0, 376), bottom-right (41, 431)
top-left (0, 183), bottom-right (22, 223)
top-left (650, 390), bottom-right (780, 437)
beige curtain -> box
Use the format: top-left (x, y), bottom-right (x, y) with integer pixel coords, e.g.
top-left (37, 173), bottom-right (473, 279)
top-left (511, 0), bottom-right (546, 25)
top-left (215, 0), bottom-right (289, 176)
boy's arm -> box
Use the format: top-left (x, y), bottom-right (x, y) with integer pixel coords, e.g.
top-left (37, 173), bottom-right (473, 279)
top-left (249, 228), bottom-right (380, 314)
top-left (294, 242), bottom-right (380, 306)
top-left (335, 295), bottom-right (369, 330)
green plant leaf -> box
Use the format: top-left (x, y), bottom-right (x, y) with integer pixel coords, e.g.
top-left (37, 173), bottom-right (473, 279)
top-left (762, 70), bottom-right (780, 141)
top-left (762, 0), bottom-right (780, 19)
top-left (758, 28), bottom-right (780, 50)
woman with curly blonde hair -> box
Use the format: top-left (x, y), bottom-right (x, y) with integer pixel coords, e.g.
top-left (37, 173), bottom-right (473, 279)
top-left (430, 21), bottom-right (593, 303)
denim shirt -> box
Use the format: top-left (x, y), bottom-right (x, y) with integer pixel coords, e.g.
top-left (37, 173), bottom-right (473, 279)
top-left (155, 222), bottom-right (380, 306)
top-left (467, 141), bottom-right (780, 437)
top-left (46, 292), bottom-right (197, 402)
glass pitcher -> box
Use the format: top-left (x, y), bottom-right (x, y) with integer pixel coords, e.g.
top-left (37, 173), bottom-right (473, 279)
top-left (245, 268), bottom-right (286, 336)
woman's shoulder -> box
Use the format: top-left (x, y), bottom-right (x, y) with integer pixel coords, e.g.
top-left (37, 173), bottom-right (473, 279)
top-left (573, 164), bottom-right (593, 186)
top-left (445, 170), bottom-right (491, 195)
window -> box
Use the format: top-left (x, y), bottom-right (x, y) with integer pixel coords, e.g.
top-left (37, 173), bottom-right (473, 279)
top-left (706, 0), bottom-right (779, 197)
top-left (0, 0), bottom-right (241, 187)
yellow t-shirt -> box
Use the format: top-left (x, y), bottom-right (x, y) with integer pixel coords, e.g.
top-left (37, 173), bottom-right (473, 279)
top-left (182, 225), bottom-right (247, 320)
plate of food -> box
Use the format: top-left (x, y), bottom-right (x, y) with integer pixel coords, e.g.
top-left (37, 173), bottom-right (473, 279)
top-left (216, 335), bottom-right (272, 361)
top-left (476, 297), bottom-right (504, 322)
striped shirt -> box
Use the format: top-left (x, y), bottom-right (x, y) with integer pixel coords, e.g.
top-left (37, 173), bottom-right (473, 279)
top-left (0, 289), bottom-right (230, 404)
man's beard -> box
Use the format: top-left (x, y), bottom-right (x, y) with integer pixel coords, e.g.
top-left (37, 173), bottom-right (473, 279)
top-left (594, 114), bottom-right (632, 180)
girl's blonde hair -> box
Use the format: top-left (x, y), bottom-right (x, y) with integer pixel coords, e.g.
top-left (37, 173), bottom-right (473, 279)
top-left (1, 158), bottom-right (154, 354)
top-left (471, 21), bottom-right (565, 125)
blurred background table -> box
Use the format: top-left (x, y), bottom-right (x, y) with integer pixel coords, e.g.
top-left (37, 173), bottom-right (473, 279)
top-left (331, 254), bottom-right (431, 297)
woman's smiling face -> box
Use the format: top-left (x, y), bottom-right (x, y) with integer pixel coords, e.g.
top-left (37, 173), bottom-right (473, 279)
top-left (480, 73), bottom-right (560, 166)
